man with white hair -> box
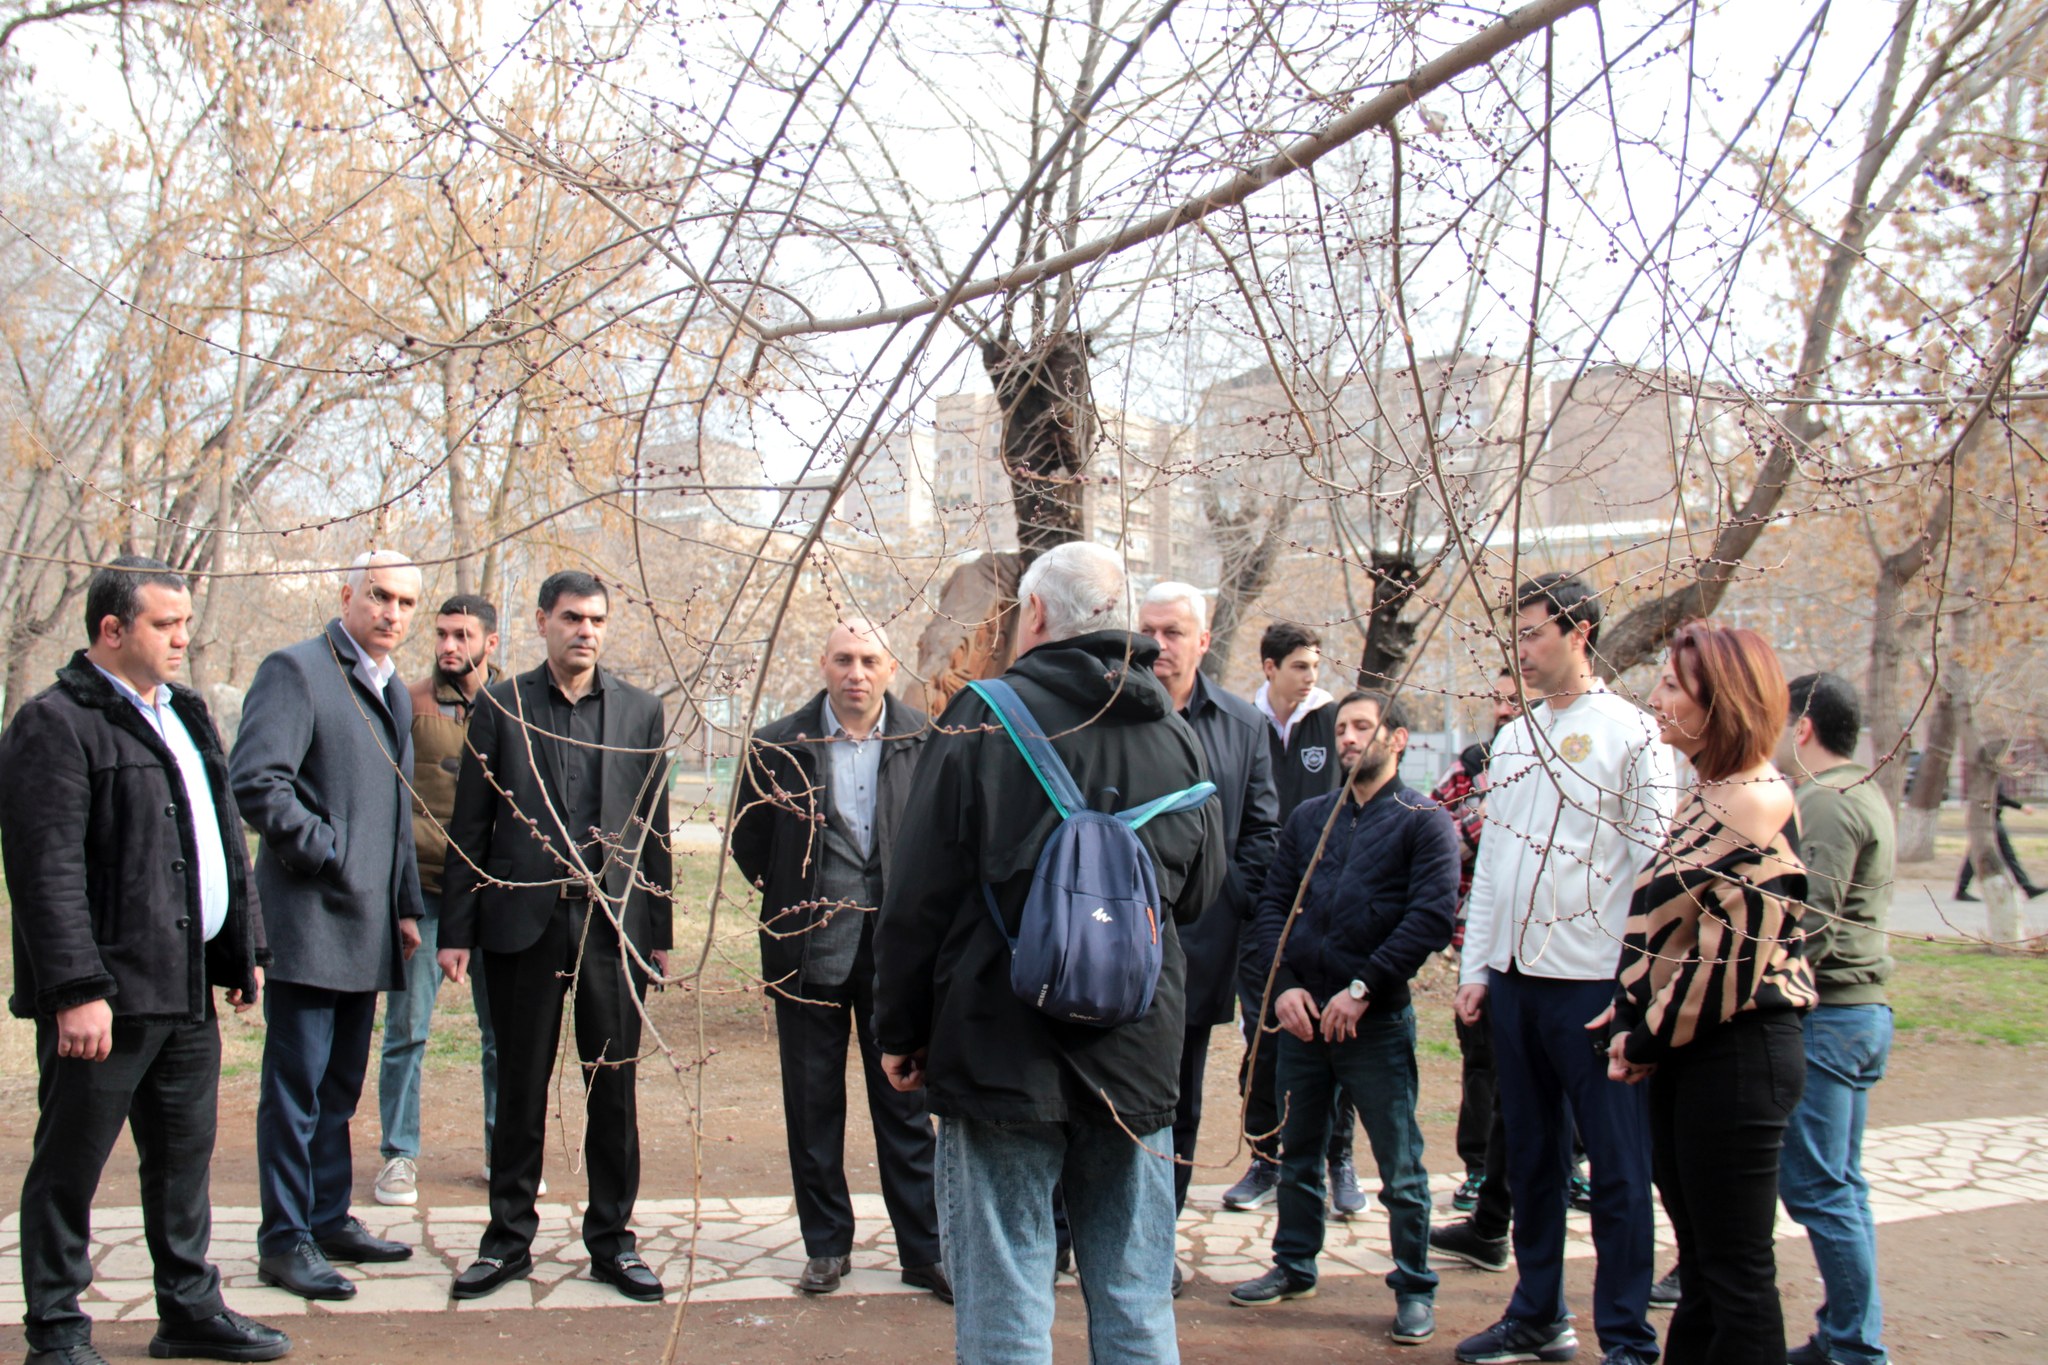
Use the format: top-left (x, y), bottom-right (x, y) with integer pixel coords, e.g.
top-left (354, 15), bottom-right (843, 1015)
top-left (728, 618), bottom-right (949, 1302)
top-left (875, 541), bottom-right (1225, 1364)
top-left (231, 550), bottom-right (426, 1300)
top-left (1137, 582), bottom-right (1281, 1290)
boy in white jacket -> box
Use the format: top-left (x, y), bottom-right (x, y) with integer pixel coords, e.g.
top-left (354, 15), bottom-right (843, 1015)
top-left (1452, 574), bottom-right (1677, 1365)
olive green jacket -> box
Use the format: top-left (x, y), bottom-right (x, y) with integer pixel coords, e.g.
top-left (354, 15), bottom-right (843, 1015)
top-left (1794, 762), bottom-right (1894, 1006)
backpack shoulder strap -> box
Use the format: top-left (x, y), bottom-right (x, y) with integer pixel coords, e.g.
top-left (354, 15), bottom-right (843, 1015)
top-left (1118, 781), bottom-right (1218, 830)
top-left (966, 678), bottom-right (1085, 819)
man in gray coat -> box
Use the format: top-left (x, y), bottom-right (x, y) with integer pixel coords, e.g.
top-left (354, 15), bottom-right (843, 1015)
top-left (230, 550), bottom-right (426, 1300)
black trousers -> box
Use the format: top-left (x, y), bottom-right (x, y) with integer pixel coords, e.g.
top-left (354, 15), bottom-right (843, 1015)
top-left (481, 902), bottom-right (648, 1260)
top-left (1649, 1010), bottom-right (1806, 1365)
top-left (773, 963), bottom-right (941, 1265)
top-left (1235, 987), bottom-right (1353, 1166)
top-left (24, 1012), bottom-right (226, 1350)
top-left (1956, 815), bottom-right (2038, 895)
top-left (1171, 1023), bottom-right (1209, 1212)
top-left (1454, 999), bottom-right (1497, 1174)
top-left (256, 981), bottom-right (377, 1256)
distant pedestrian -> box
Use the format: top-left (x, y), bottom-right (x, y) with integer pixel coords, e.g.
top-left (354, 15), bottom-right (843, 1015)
top-left (1777, 671), bottom-right (1896, 1365)
top-left (1604, 621), bottom-right (1818, 1365)
top-left (1954, 779), bottom-right (2041, 901)
top-left (2, 556), bottom-right (289, 1365)
top-left (231, 550), bottom-right (426, 1301)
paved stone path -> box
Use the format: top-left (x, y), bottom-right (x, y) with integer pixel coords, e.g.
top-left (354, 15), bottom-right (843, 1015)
top-left (2, 1112), bottom-right (2041, 1320)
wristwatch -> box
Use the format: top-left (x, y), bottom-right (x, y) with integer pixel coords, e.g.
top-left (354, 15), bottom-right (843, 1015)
top-left (1347, 979), bottom-right (1368, 1001)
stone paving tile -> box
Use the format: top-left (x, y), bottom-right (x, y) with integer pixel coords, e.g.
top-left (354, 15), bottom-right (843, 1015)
top-left (3, 1111), bottom-right (2041, 1319)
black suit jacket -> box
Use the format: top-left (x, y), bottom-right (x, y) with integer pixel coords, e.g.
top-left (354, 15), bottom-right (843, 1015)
top-left (727, 690), bottom-right (927, 994)
top-left (441, 664), bottom-right (673, 956)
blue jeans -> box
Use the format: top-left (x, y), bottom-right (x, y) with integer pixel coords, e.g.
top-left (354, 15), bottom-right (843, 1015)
top-left (938, 1116), bottom-right (1179, 1365)
top-left (1779, 1004), bottom-right (1892, 1365)
top-left (1272, 1008), bottom-right (1437, 1302)
top-left (378, 894), bottom-right (501, 1161)
top-left (1489, 968), bottom-right (1658, 1358)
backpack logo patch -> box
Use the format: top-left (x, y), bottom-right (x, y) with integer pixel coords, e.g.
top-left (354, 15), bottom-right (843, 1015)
top-left (1301, 745), bottom-right (1328, 773)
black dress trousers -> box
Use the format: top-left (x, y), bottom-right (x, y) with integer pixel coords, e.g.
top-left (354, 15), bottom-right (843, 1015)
top-left (22, 1012), bottom-right (227, 1351)
top-left (480, 900), bottom-right (649, 1262)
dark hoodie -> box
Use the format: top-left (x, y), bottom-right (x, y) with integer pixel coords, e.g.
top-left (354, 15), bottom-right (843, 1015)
top-left (872, 630), bottom-right (1226, 1131)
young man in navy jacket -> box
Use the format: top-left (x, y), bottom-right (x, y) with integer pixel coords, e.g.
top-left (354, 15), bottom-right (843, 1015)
top-left (1232, 689), bottom-right (1460, 1350)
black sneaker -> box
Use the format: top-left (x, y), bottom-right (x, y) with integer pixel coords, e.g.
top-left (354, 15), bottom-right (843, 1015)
top-left (1567, 1172), bottom-right (1594, 1213)
top-left (1454, 1315), bottom-right (1579, 1363)
top-left (1222, 1159), bottom-right (1281, 1210)
top-left (1429, 1217), bottom-right (1510, 1272)
top-left (1453, 1171), bottom-right (1486, 1212)
top-left (1786, 1339), bottom-right (1832, 1365)
top-left (1648, 1264), bottom-right (1680, 1309)
top-left (1228, 1266), bottom-right (1317, 1306)
top-left (1328, 1158), bottom-right (1367, 1220)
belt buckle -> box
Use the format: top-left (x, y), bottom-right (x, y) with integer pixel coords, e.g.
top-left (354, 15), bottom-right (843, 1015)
top-left (559, 882), bottom-right (591, 901)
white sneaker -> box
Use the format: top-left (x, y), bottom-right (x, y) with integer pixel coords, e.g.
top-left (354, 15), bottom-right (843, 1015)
top-left (481, 1163), bottom-right (547, 1196)
top-left (374, 1156), bottom-right (419, 1206)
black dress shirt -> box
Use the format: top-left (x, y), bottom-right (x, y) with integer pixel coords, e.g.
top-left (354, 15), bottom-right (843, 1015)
top-left (541, 667), bottom-right (606, 856)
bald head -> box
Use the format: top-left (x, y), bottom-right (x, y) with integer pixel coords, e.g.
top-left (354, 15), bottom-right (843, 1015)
top-left (338, 549), bottom-right (422, 664)
top-left (821, 617), bottom-right (898, 736)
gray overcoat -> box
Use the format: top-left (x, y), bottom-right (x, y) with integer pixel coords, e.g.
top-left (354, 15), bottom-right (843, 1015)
top-left (229, 619), bottom-right (424, 992)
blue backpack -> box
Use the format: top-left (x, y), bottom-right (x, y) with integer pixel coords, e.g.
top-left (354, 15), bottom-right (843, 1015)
top-left (968, 678), bottom-right (1217, 1028)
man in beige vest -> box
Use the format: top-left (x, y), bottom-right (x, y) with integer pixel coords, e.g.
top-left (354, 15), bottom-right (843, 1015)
top-left (373, 595), bottom-right (504, 1206)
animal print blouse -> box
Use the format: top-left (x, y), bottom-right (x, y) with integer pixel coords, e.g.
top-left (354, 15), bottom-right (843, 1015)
top-left (1610, 803), bottom-right (1818, 1064)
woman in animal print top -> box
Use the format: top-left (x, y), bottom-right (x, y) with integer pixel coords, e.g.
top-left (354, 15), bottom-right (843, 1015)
top-left (1599, 621), bottom-right (1818, 1365)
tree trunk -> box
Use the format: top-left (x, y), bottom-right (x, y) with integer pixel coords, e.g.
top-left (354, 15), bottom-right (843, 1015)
top-left (1962, 735), bottom-right (2026, 949)
top-left (1204, 494), bottom-right (1294, 681)
top-left (1864, 508), bottom-right (1942, 811)
top-left (982, 332), bottom-right (1095, 561)
top-left (444, 351), bottom-right (476, 596)
top-left (1357, 550), bottom-right (1425, 690)
top-left (1898, 687), bottom-right (1955, 863)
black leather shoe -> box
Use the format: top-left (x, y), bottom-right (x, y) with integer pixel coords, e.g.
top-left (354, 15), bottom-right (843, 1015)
top-left (315, 1216), bottom-right (412, 1264)
top-left (900, 1261), bottom-right (952, 1303)
top-left (798, 1254), bottom-right (851, 1294)
top-left (451, 1251), bottom-right (534, 1300)
top-left (1170, 1263), bottom-right (1186, 1299)
top-left (25, 1345), bottom-right (112, 1365)
top-left (256, 1240), bottom-right (355, 1301)
top-left (148, 1308), bottom-right (291, 1361)
top-left (590, 1251), bottom-right (664, 1302)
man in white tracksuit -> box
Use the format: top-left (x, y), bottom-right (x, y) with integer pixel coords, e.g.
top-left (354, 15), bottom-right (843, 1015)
top-left (1452, 574), bottom-right (1677, 1365)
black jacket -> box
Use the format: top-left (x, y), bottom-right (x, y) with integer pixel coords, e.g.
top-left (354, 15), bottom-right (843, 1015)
top-left (729, 690), bottom-right (927, 994)
top-left (442, 664), bottom-right (674, 956)
top-left (872, 631), bottom-right (1226, 1131)
top-left (3, 652), bottom-right (267, 1021)
top-left (1248, 779), bottom-right (1459, 1017)
top-left (1177, 673), bottom-right (1281, 1027)
top-left (1269, 696), bottom-right (1340, 820)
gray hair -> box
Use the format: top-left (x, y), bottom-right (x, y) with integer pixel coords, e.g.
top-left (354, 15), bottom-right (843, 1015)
top-left (345, 549), bottom-right (418, 591)
top-left (1017, 541), bottom-right (1130, 640)
top-left (1142, 580), bottom-right (1210, 631)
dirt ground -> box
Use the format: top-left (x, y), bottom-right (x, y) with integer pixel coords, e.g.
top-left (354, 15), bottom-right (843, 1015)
top-left (1, 974), bottom-right (2043, 1364)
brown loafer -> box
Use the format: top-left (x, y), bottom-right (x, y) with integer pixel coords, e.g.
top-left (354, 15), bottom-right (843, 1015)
top-left (798, 1254), bottom-right (852, 1294)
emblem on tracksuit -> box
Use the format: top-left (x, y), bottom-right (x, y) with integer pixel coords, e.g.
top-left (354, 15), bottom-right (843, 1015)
top-left (1559, 733), bottom-right (1592, 763)
top-left (1301, 746), bottom-right (1328, 773)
